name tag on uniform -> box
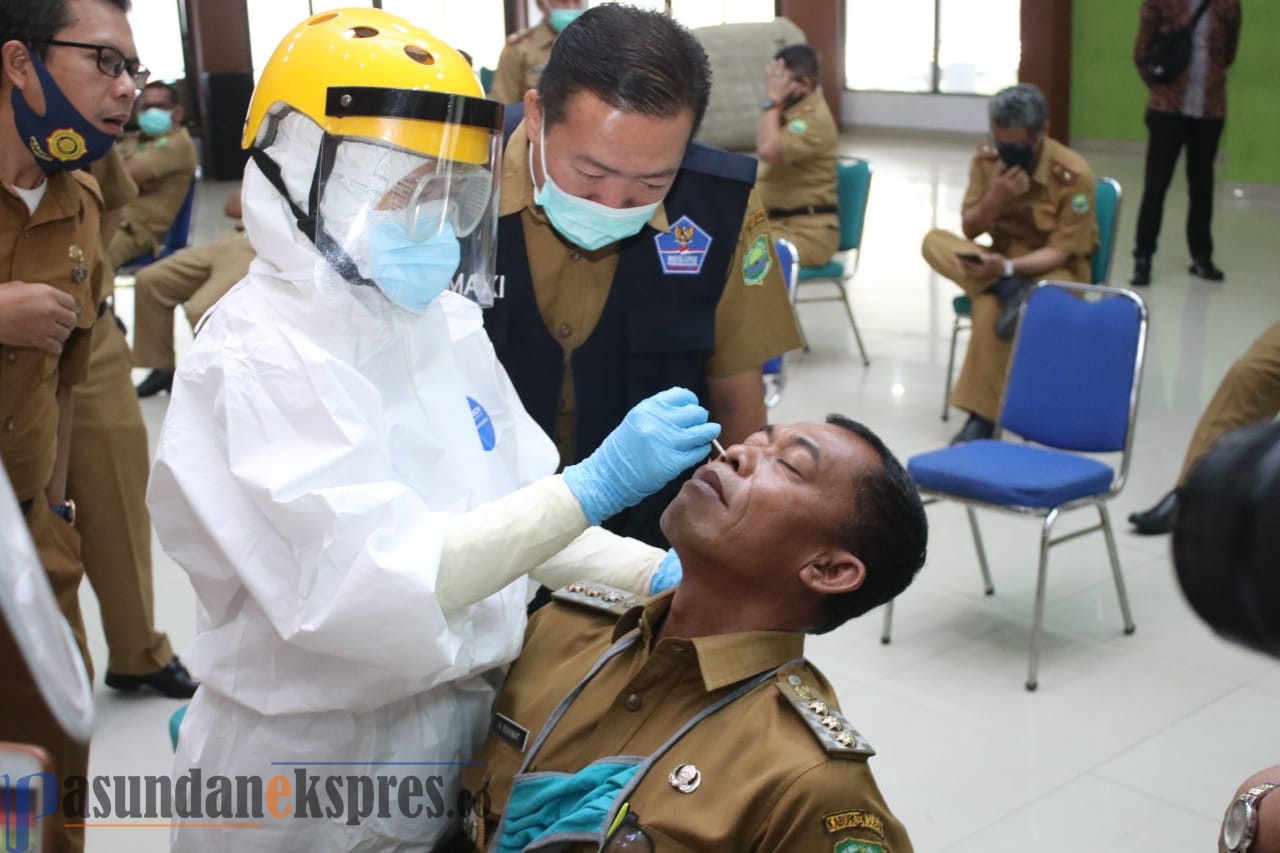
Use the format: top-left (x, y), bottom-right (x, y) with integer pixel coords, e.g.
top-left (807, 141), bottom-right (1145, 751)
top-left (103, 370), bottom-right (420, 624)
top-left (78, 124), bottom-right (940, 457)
top-left (491, 713), bottom-right (529, 752)
top-left (654, 215), bottom-right (712, 276)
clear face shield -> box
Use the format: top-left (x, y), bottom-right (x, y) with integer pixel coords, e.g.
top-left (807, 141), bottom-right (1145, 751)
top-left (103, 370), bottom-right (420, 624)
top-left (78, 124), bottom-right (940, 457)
top-left (309, 87), bottom-right (504, 311)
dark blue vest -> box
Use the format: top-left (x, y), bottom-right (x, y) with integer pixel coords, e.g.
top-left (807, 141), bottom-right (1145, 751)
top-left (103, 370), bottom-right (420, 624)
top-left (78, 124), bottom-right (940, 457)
top-left (485, 108), bottom-right (756, 546)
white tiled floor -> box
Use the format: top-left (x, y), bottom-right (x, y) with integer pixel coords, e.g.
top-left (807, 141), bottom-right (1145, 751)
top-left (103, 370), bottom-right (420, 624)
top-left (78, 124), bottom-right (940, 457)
top-left (83, 128), bottom-right (1280, 851)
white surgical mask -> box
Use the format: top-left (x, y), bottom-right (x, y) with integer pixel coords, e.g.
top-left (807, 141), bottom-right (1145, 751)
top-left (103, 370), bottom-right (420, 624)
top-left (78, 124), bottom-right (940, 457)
top-left (530, 126), bottom-right (661, 251)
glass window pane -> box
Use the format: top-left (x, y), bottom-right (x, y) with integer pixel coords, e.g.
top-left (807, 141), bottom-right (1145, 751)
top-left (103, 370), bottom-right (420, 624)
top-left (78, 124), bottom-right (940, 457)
top-left (937, 0), bottom-right (1020, 94)
top-left (845, 0), bottom-right (936, 93)
top-left (128, 0), bottom-right (185, 82)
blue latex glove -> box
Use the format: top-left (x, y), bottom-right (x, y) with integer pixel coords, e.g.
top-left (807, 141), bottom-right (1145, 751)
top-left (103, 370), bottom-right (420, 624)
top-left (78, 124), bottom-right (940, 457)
top-left (650, 549), bottom-right (683, 594)
top-left (562, 387), bottom-right (721, 525)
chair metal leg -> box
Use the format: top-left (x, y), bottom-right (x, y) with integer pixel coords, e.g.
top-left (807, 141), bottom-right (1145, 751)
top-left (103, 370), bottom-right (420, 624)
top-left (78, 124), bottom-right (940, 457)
top-left (1097, 502), bottom-right (1136, 634)
top-left (839, 281), bottom-right (870, 366)
top-left (1026, 508), bottom-right (1059, 692)
top-left (880, 600), bottom-right (894, 644)
top-left (942, 316), bottom-right (960, 421)
top-left (964, 506), bottom-right (995, 595)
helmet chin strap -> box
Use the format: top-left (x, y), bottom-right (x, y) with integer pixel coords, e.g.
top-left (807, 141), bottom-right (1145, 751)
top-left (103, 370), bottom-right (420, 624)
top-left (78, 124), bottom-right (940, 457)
top-left (249, 133), bottom-right (377, 289)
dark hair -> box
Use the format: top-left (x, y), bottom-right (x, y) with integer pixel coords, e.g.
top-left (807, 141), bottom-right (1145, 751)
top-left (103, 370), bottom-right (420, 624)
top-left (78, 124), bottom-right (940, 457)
top-left (2, 0), bottom-right (131, 59)
top-left (989, 83), bottom-right (1047, 132)
top-left (814, 415), bottom-right (928, 634)
top-left (774, 43), bottom-right (819, 82)
top-left (537, 5), bottom-right (712, 137)
top-left (142, 80), bottom-right (178, 105)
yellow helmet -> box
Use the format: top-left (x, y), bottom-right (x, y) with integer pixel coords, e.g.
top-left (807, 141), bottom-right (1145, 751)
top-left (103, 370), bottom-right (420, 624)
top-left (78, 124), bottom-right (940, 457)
top-left (242, 8), bottom-right (496, 165)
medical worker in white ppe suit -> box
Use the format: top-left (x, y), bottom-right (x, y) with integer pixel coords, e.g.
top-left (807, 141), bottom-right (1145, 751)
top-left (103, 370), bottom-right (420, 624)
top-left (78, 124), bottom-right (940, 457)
top-left (147, 9), bottom-right (711, 850)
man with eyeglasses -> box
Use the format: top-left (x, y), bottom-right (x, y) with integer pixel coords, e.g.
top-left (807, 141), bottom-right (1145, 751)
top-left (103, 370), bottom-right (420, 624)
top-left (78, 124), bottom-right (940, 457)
top-left (103, 79), bottom-right (197, 271)
top-left (0, 0), bottom-right (143, 850)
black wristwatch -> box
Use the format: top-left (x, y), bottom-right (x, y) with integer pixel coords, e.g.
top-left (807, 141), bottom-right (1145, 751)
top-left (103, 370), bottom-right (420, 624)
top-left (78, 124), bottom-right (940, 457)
top-left (1224, 782), bottom-right (1280, 852)
top-left (50, 499), bottom-right (76, 525)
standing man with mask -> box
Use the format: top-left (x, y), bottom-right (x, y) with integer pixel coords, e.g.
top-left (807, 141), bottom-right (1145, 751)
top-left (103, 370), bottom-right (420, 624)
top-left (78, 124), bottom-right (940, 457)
top-left (489, 0), bottom-right (584, 105)
top-left (921, 84), bottom-right (1097, 445)
top-left (149, 10), bottom-right (718, 850)
top-left (486, 6), bottom-right (803, 547)
top-left (103, 79), bottom-right (196, 269)
top-left (756, 43), bottom-right (840, 268)
top-left (1129, 0), bottom-right (1241, 286)
top-left (0, 1), bottom-right (142, 849)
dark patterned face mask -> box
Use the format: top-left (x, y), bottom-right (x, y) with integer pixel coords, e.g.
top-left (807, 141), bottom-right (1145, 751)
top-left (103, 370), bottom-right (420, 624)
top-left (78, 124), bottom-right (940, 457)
top-left (12, 50), bottom-right (118, 173)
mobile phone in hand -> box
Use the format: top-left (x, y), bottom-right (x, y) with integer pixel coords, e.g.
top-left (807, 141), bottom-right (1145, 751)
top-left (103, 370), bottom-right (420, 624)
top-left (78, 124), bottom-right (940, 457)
top-left (955, 252), bottom-right (983, 263)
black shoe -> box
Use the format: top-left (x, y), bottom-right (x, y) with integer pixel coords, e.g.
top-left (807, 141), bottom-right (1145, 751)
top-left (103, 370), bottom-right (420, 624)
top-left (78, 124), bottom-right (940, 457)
top-left (994, 280), bottom-right (1033, 342)
top-left (1189, 258), bottom-right (1224, 281)
top-left (1129, 256), bottom-right (1151, 286)
top-left (135, 369), bottom-right (174, 398)
top-left (951, 414), bottom-right (995, 445)
top-left (1127, 489), bottom-right (1178, 535)
top-left (105, 656), bottom-right (199, 699)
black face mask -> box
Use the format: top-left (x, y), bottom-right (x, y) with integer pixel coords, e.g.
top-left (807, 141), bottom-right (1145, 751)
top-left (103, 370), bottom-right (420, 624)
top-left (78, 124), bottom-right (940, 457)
top-left (996, 141), bottom-right (1036, 172)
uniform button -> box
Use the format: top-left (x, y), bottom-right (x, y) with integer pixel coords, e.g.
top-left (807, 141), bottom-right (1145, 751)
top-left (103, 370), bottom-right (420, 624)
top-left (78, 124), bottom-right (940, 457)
top-left (4, 417), bottom-right (15, 432)
top-left (568, 251), bottom-right (582, 262)
top-left (557, 323), bottom-right (573, 339)
top-left (72, 302), bottom-right (82, 316)
top-left (624, 693), bottom-right (642, 712)
top-left (5, 351), bottom-right (15, 364)
top-left (668, 643), bottom-right (686, 654)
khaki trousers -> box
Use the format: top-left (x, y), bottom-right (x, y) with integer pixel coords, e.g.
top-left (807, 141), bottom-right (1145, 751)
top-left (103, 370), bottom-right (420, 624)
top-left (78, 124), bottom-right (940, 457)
top-left (131, 230), bottom-right (254, 370)
top-left (1179, 320), bottom-right (1280, 484)
top-left (769, 216), bottom-right (841, 268)
top-left (68, 310), bottom-right (172, 674)
top-left (104, 220), bottom-right (156, 272)
top-left (922, 228), bottom-right (1081, 421)
top-left (0, 499), bottom-right (91, 853)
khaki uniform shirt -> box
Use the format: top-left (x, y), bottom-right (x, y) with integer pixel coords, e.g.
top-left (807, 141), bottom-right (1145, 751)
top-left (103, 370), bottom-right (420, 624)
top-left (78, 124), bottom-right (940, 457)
top-left (500, 122), bottom-right (803, 466)
top-left (116, 126), bottom-right (197, 250)
top-left (86, 146), bottom-right (139, 299)
top-left (757, 89), bottom-right (839, 224)
top-left (0, 172), bottom-right (103, 502)
top-left (462, 586), bottom-right (911, 852)
top-left (962, 136), bottom-right (1098, 282)
top-left (490, 21), bottom-right (557, 104)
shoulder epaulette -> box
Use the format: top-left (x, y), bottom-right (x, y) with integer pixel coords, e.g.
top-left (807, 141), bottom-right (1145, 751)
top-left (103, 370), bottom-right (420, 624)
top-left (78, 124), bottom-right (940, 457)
top-left (506, 27), bottom-right (533, 45)
top-left (775, 673), bottom-right (875, 759)
top-left (977, 141), bottom-right (999, 160)
top-left (1051, 159), bottom-right (1081, 186)
top-left (551, 581), bottom-right (639, 616)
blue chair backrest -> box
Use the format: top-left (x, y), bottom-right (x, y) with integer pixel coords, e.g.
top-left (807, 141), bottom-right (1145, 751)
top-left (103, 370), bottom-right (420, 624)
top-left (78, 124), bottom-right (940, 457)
top-left (160, 180), bottom-right (197, 258)
top-left (763, 237), bottom-right (797, 376)
top-left (1091, 177), bottom-right (1121, 284)
top-left (1000, 283), bottom-right (1146, 453)
top-left (479, 67), bottom-right (495, 95)
top-left (836, 159), bottom-right (872, 253)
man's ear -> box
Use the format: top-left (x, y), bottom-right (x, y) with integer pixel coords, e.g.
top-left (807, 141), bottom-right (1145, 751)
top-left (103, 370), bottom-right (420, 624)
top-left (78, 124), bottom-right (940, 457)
top-left (798, 550), bottom-right (865, 596)
top-left (522, 89), bottom-right (542, 138)
top-left (2, 41), bottom-right (38, 102)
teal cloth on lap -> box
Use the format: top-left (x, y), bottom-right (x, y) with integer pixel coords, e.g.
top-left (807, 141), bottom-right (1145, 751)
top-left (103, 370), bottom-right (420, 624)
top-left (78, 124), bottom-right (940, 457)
top-left (498, 761), bottom-right (640, 852)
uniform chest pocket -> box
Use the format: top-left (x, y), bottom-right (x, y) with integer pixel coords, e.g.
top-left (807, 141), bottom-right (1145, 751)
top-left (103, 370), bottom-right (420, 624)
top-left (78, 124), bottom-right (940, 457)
top-left (627, 302), bottom-right (717, 355)
top-left (1032, 197), bottom-right (1061, 233)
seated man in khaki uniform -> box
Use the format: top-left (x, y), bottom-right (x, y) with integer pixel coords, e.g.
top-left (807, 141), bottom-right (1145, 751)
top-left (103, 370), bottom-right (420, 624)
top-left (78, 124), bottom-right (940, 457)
top-left (756, 43), bottom-right (839, 267)
top-left (489, 0), bottom-right (584, 104)
top-left (922, 83), bottom-right (1097, 444)
top-left (133, 186), bottom-right (254, 397)
top-left (459, 416), bottom-right (927, 852)
top-left (104, 80), bottom-right (197, 269)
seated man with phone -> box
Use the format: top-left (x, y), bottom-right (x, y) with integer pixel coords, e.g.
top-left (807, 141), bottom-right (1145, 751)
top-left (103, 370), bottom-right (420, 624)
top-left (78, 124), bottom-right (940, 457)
top-left (921, 84), bottom-right (1098, 444)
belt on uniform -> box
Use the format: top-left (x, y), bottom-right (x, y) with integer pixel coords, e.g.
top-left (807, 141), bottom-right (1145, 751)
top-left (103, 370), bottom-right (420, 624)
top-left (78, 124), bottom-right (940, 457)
top-left (767, 204), bottom-right (838, 218)
top-left (19, 498), bottom-right (33, 517)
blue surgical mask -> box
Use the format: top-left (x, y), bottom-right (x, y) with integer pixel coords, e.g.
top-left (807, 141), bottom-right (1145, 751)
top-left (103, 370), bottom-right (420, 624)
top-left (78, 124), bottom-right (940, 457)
top-left (138, 107), bottom-right (173, 137)
top-left (531, 126), bottom-right (661, 251)
top-left (548, 8), bottom-right (584, 32)
top-left (366, 212), bottom-right (461, 313)
top-left (10, 50), bottom-right (117, 173)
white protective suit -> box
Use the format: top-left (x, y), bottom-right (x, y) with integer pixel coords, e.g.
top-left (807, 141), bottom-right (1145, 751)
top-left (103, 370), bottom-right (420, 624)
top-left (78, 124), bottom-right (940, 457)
top-left (149, 113), bottom-right (663, 851)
